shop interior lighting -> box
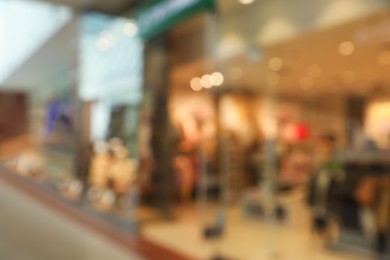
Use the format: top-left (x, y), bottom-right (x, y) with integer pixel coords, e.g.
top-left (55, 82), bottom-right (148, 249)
top-left (268, 57), bottom-right (283, 71)
top-left (201, 74), bottom-right (213, 88)
top-left (238, 0), bottom-right (255, 5)
top-left (211, 72), bottom-right (224, 86)
top-left (190, 77), bottom-right (203, 91)
top-left (123, 22), bottom-right (138, 37)
top-left (339, 41), bottom-right (355, 56)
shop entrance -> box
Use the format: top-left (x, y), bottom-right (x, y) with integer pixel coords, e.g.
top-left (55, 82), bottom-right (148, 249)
top-left (216, 89), bottom-right (261, 200)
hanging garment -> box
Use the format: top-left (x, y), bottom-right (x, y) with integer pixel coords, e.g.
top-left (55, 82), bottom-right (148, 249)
top-left (375, 178), bottom-right (390, 255)
top-left (308, 158), bottom-right (344, 232)
top-left (376, 178), bottom-right (390, 234)
top-left (355, 177), bottom-right (377, 208)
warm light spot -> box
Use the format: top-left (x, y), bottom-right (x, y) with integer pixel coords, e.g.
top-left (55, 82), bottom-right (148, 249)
top-left (238, 0), bottom-right (255, 5)
top-left (211, 72), bottom-right (224, 86)
top-left (123, 22), bottom-right (138, 37)
top-left (201, 74), bottom-right (213, 88)
top-left (190, 77), bottom-right (202, 91)
top-left (268, 57), bottom-right (283, 71)
top-left (339, 41), bottom-right (355, 56)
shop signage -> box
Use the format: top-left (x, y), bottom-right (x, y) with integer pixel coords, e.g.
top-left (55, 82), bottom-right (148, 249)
top-left (137, 0), bottom-right (215, 39)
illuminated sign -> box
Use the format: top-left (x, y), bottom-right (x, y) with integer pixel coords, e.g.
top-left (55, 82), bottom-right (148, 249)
top-left (137, 0), bottom-right (215, 39)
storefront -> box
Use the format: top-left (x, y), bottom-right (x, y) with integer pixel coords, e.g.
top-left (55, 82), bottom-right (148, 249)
top-left (2, 11), bottom-right (144, 219)
top-left (70, 13), bottom-right (144, 210)
top-left (134, 0), bottom-right (390, 258)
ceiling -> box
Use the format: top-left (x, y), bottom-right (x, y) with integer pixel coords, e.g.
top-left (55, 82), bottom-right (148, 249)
top-left (244, 9), bottom-right (390, 97)
top-left (171, 9), bottom-right (390, 99)
top-left (36, 0), bottom-right (145, 15)
top-left (10, 1), bottom-right (389, 99)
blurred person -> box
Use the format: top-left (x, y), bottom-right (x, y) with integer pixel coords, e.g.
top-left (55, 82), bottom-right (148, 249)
top-left (173, 116), bottom-right (201, 203)
top-left (173, 144), bottom-right (198, 203)
top-left (46, 96), bottom-right (73, 140)
top-left (308, 133), bottom-right (344, 238)
top-left (246, 137), bottom-right (264, 186)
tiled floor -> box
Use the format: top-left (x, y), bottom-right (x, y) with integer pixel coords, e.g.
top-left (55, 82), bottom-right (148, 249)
top-left (142, 192), bottom-right (373, 260)
top-left (0, 179), bottom-right (144, 260)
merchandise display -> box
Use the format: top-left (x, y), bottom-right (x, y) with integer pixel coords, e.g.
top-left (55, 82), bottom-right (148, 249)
top-left (88, 138), bottom-right (138, 210)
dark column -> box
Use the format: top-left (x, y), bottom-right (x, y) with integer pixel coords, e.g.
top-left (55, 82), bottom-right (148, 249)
top-left (69, 14), bottom-right (91, 203)
top-left (143, 35), bottom-right (174, 218)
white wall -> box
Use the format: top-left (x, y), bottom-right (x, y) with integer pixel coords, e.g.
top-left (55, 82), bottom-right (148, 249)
top-left (0, 0), bottom-right (71, 84)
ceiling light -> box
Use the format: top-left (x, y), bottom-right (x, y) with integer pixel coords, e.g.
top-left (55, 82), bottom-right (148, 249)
top-left (190, 77), bottom-right (202, 91)
top-left (339, 41), bottom-right (355, 56)
top-left (268, 57), bottom-right (283, 71)
top-left (211, 72), bottom-right (224, 86)
top-left (239, 0), bottom-right (255, 4)
top-left (201, 74), bottom-right (213, 88)
top-left (124, 22), bottom-right (138, 37)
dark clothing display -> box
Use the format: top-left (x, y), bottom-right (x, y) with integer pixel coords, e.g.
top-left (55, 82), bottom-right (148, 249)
top-left (308, 157), bottom-right (344, 233)
top-left (309, 159), bottom-right (390, 255)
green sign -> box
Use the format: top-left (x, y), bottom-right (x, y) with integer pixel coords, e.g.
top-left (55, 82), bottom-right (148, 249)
top-left (137, 0), bottom-right (215, 39)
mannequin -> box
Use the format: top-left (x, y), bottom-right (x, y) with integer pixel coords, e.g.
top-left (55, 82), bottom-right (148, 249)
top-left (108, 145), bottom-right (137, 210)
top-left (88, 141), bottom-right (110, 199)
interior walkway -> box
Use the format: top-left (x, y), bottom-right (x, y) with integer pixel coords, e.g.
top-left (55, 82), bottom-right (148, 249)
top-left (0, 176), bottom-right (144, 260)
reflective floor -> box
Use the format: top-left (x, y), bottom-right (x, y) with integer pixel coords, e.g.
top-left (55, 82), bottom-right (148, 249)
top-left (0, 170), bottom-right (379, 260)
top-left (0, 179), bottom-right (143, 260)
top-left (143, 190), bottom-right (372, 260)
